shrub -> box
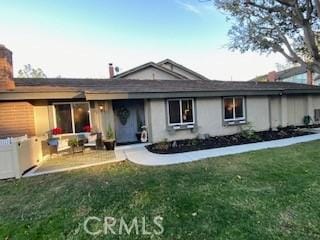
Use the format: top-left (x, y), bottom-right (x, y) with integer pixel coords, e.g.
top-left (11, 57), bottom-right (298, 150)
top-left (68, 138), bottom-right (78, 147)
top-left (106, 125), bottom-right (115, 140)
top-left (240, 122), bottom-right (261, 141)
top-left (303, 115), bottom-right (312, 127)
top-left (154, 139), bottom-right (170, 151)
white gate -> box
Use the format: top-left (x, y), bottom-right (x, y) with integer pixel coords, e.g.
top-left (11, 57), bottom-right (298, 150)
top-left (0, 143), bottom-right (20, 179)
top-left (0, 136), bottom-right (43, 179)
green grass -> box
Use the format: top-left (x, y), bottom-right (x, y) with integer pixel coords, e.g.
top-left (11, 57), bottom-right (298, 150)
top-left (1, 141), bottom-right (320, 239)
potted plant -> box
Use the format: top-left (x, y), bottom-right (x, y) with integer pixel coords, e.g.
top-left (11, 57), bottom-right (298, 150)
top-left (69, 138), bottom-right (83, 153)
top-left (104, 125), bottom-right (116, 150)
top-left (136, 120), bottom-right (144, 142)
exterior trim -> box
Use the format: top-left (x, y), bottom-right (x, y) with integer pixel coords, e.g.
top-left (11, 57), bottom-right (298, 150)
top-left (85, 90), bottom-right (320, 100)
top-left (52, 101), bottom-right (92, 135)
top-left (166, 98), bottom-right (195, 127)
top-left (1, 89), bottom-right (320, 101)
top-left (222, 96), bottom-right (247, 126)
top-left (165, 98), bottom-right (197, 132)
top-left (0, 91), bottom-right (84, 100)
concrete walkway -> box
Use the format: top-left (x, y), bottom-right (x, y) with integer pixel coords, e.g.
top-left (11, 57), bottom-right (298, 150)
top-left (125, 133), bottom-right (320, 166)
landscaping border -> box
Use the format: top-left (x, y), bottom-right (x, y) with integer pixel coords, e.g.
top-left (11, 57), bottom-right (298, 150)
top-left (126, 133), bottom-right (320, 166)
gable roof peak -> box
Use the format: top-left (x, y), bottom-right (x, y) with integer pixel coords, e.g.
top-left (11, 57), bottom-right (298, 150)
top-left (114, 61), bottom-right (187, 79)
top-left (157, 58), bottom-right (209, 81)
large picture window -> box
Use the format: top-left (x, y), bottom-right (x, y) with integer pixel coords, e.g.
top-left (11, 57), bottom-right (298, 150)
top-left (223, 97), bottom-right (245, 122)
top-left (54, 102), bottom-right (91, 134)
top-left (167, 99), bottom-right (194, 126)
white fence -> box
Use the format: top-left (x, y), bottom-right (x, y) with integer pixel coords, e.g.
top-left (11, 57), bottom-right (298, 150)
top-left (0, 136), bottom-right (43, 180)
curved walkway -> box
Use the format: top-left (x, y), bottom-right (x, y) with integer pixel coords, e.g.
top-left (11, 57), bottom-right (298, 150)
top-left (124, 133), bottom-right (320, 166)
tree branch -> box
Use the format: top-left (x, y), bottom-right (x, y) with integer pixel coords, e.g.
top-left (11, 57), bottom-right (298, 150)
top-left (314, 0), bottom-right (320, 18)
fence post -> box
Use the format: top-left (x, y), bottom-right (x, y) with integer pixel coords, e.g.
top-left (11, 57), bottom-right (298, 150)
top-left (11, 143), bottom-right (21, 179)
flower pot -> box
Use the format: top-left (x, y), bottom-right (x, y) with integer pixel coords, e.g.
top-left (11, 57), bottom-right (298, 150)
top-left (72, 146), bottom-right (84, 154)
top-left (104, 140), bottom-right (116, 150)
top-left (136, 132), bottom-right (142, 142)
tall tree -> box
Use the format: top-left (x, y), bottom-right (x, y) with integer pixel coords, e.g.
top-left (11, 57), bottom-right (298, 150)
top-left (17, 64), bottom-right (47, 78)
top-left (213, 0), bottom-right (320, 73)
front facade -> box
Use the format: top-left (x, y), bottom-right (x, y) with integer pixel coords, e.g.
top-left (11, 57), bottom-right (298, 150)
top-left (1, 45), bottom-right (320, 144)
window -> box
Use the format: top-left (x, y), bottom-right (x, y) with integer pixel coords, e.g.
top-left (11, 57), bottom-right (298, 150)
top-left (54, 102), bottom-right (91, 134)
top-left (167, 99), bottom-right (194, 126)
top-left (223, 97), bottom-right (245, 122)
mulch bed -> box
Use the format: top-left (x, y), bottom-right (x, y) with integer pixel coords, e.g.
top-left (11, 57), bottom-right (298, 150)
top-left (146, 128), bottom-right (314, 154)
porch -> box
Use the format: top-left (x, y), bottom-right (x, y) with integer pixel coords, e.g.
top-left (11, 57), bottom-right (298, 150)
top-left (24, 149), bottom-right (126, 177)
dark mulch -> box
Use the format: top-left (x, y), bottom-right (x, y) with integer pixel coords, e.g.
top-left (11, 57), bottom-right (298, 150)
top-left (147, 128), bottom-right (314, 154)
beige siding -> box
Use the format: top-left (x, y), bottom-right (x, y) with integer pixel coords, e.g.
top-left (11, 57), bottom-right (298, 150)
top-left (312, 96), bottom-right (320, 121)
top-left (246, 96), bottom-right (270, 130)
top-left (33, 100), bottom-right (50, 136)
top-left (149, 99), bottom-right (170, 142)
top-left (97, 100), bottom-right (115, 137)
top-left (270, 96), bottom-right (281, 129)
top-left (148, 96), bottom-right (270, 143)
top-left (122, 66), bottom-right (179, 80)
top-left (287, 96), bottom-right (307, 126)
top-left (196, 98), bottom-right (239, 137)
top-left (161, 62), bottom-right (200, 80)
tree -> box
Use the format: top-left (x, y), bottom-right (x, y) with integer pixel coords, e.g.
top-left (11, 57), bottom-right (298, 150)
top-left (212, 0), bottom-right (320, 73)
top-left (17, 64), bottom-right (47, 78)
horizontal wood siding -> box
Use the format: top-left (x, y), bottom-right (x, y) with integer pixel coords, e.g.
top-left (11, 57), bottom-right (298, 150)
top-left (0, 102), bottom-right (35, 137)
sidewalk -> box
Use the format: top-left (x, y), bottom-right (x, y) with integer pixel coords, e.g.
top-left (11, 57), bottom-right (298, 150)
top-left (125, 133), bottom-right (320, 166)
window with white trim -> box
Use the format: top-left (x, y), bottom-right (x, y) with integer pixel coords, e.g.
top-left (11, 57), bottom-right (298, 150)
top-left (223, 97), bottom-right (245, 122)
top-left (54, 102), bottom-right (91, 134)
top-left (167, 99), bottom-right (194, 126)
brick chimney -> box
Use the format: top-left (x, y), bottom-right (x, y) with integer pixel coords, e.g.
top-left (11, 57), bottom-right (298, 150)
top-left (267, 71), bottom-right (278, 82)
top-left (109, 63), bottom-right (114, 79)
top-left (307, 69), bottom-right (313, 85)
top-left (0, 45), bottom-right (15, 90)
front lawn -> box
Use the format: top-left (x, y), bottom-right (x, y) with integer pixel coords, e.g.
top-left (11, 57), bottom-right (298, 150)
top-left (1, 141), bottom-right (320, 239)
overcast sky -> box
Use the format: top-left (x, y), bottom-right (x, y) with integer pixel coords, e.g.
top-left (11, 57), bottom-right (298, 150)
top-left (0, 0), bottom-right (286, 80)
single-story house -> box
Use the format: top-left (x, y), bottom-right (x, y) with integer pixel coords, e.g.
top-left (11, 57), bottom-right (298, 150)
top-left (1, 45), bottom-right (320, 144)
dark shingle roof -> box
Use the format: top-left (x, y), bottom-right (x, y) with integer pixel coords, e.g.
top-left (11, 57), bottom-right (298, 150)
top-left (12, 78), bottom-right (320, 94)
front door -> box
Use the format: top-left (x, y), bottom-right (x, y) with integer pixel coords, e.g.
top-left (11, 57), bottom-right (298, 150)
top-left (113, 100), bottom-right (144, 144)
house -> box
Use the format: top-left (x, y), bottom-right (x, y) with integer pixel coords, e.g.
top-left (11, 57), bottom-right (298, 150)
top-left (252, 66), bottom-right (320, 85)
top-left (1, 44), bottom-right (320, 145)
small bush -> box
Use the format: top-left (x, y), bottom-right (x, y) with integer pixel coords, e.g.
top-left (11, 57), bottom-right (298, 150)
top-left (303, 115), bottom-right (312, 127)
top-left (240, 122), bottom-right (261, 141)
top-left (153, 139), bottom-right (170, 151)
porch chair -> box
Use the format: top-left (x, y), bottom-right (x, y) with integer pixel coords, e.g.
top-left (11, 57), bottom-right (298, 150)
top-left (84, 134), bottom-right (98, 149)
top-left (47, 138), bottom-right (71, 156)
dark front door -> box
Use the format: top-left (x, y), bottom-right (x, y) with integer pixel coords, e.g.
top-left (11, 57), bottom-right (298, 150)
top-left (113, 100), bottom-right (144, 144)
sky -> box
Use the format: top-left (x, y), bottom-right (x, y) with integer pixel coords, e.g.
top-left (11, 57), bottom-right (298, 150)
top-left (0, 0), bottom-right (286, 81)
